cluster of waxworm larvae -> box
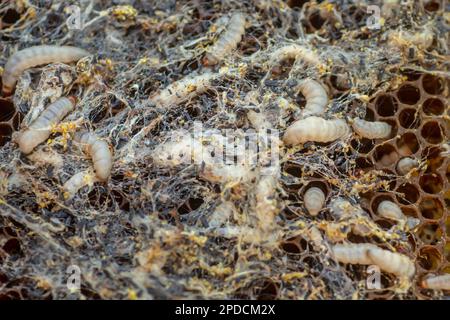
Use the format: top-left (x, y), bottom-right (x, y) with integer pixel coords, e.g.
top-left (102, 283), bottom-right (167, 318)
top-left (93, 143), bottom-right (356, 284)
top-left (2, 45), bottom-right (113, 197)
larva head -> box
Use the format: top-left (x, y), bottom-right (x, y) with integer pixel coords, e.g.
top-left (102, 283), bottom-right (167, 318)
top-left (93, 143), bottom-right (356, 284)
top-left (202, 53), bottom-right (218, 66)
top-left (1, 84), bottom-right (13, 97)
top-left (67, 96), bottom-right (77, 106)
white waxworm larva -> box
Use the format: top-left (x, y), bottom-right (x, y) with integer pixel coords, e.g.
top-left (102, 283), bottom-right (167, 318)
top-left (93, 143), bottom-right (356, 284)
top-left (377, 200), bottom-right (406, 224)
top-left (74, 132), bottom-right (113, 181)
top-left (63, 170), bottom-right (98, 199)
top-left (269, 44), bottom-right (324, 69)
top-left (367, 247), bottom-right (415, 278)
top-left (17, 97), bottom-right (76, 154)
top-left (396, 157), bottom-right (418, 175)
top-left (421, 274), bottom-right (450, 291)
top-left (351, 118), bottom-right (392, 139)
top-left (149, 72), bottom-right (223, 107)
top-left (297, 79), bottom-right (329, 117)
top-left (303, 187), bottom-right (325, 216)
top-left (2, 45), bottom-right (89, 95)
top-left (283, 116), bottom-right (350, 146)
top-left (332, 243), bottom-right (378, 265)
top-left (203, 12), bottom-right (246, 66)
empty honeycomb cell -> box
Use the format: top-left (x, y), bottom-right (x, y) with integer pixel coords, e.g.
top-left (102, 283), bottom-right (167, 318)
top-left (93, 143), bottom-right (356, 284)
top-left (397, 84), bottom-right (421, 105)
top-left (402, 206), bottom-right (419, 218)
top-left (283, 162), bottom-right (302, 177)
top-left (422, 74), bottom-right (445, 95)
top-left (0, 99), bottom-right (15, 122)
top-left (423, 0), bottom-right (441, 12)
top-left (396, 132), bottom-right (419, 156)
top-left (351, 138), bottom-right (375, 154)
top-left (287, 0), bottom-right (309, 9)
top-left (281, 238), bottom-right (302, 254)
top-left (423, 98), bottom-right (445, 116)
top-left (419, 197), bottom-right (444, 220)
top-left (423, 146), bottom-right (445, 173)
top-left (421, 121), bottom-right (443, 144)
top-left (418, 223), bottom-right (443, 245)
top-left (375, 95), bottom-right (398, 117)
top-left (399, 108), bottom-right (421, 129)
top-left (417, 246), bottom-right (442, 271)
top-left (0, 123), bottom-right (12, 146)
top-left (2, 238), bottom-right (22, 257)
top-left (373, 144), bottom-right (398, 167)
top-left (178, 197), bottom-right (204, 215)
top-left (419, 174), bottom-right (443, 194)
top-left (253, 278), bottom-right (279, 300)
top-left (309, 10), bottom-right (326, 30)
top-left (1, 8), bottom-right (21, 24)
top-left (445, 242), bottom-right (450, 262)
top-left (396, 183), bottom-right (420, 205)
top-left (355, 156), bottom-right (373, 170)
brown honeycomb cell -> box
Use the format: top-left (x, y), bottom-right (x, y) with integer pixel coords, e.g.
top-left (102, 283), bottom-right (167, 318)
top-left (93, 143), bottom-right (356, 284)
top-left (0, 98), bottom-right (22, 147)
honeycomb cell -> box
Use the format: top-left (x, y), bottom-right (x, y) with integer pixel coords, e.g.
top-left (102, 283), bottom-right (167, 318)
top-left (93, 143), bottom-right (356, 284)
top-left (423, 0), bottom-right (440, 12)
top-left (309, 10), bottom-right (326, 30)
top-left (253, 278), bottom-right (279, 300)
top-left (396, 132), bottom-right (419, 156)
top-left (423, 98), bottom-right (445, 116)
top-left (373, 144), bottom-right (398, 167)
top-left (351, 138), bottom-right (375, 154)
top-left (399, 108), bottom-right (421, 129)
top-left (401, 69), bottom-right (422, 81)
top-left (375, 95), bottom-right (398, 117)
top-left (446, 217), bottom-right (450, 236)
top-left (370, 194), bottom-right (395, 216)
top-left (287, 0), bottom-right (309, 9)
top-left (418, 223), bottom-right (443, 245)
top-left (301, 180), bottom-right (329, 197)
top-left (178, 197), bottom-right (204, 214)
top-left (0, 99), bottom-right (15, 122)
top-left (1, 8), bottom-right (21, 24)
top-left (396, 183), bottom-right (420, 205)
top-left (283, 162), bottom-right (302, 177)
top-left (281, 238), bottom-right (302, 254)
top-left (419, 197), bottom-right (444, 220)
top-left (422, 74), bottom-right (445, 95)
top-left (419, 174), bottom-right (443, 194)
top-left (402, 206), bottom-right (419, 218)
top-left (397, 84), bottom-right (421, 105)
top-left (421, 121), bottom-right (443, 144)
top-left (423, 146), bottom-right (445, 173)
top-left (0, 123), bottom-right (13, 146)
top-left (417, 246), bottom-right (442, 271)
top-left (355, 156), bottom-right (373, 170)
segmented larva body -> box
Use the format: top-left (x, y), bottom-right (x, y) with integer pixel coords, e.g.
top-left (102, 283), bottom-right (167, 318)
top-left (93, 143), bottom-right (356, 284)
top-left (2, 45), bottom-right (89, 95)
top-left (303, 187), bottom-right (325, 216)
top-left (396, 157), bottom-right (418, 175)
top-left (332, 243), bottom-right (416, 278)
top-left (332, 243), bottom-right (377, 265)
top-left (149, 72), bottom-right (221, 107)
top-left (74, 132), bottom-right (113, 181)
top-left (17, 97), bottom-right (76, 154)
top-left (421, 274), bottom-right (450, 290)
top-left (63, 170), bottom-right (98, 199)
top-left (351, 118), bottom-right (391, 139)
top-left (367, 247), bottom-right (415, 278)
top-left (297, 79), bottom-right (328, 117)
top-left (283, 116), bottom-right (350, 146)
top-left (377, 201), bottom-right (406, 224)
top-left (204, 12), bottom-right (246, 66)
top-left (269, 44), bottom-right (324, 68)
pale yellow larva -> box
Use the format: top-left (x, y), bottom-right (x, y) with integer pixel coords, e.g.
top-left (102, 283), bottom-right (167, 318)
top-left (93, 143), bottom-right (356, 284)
top-left (63, 170), bottom-right (98, 199)
top-left (17, 97), bottom-right (76, 154)
top-left (367, 247), bottom-right (415, 278)
top-left (396, 157), bottom-right (418, 175)
top-left (332, 243), bottom-right (378, 265)
top-left (2, 45), bottom-right (89, 95)
top-left (303, 187), bottom-right (325, 216)
top-left (377, 200), bottom-right (406, 224)
top-left (269, 44), bottom-right (324, 69)
top-left (203, 12), bottom-right (246, 66)
top-left (351, 118), bottom-right (392, 139)
top-left (283, 116), bottom-right (350, 146)
top-left (297, 79), bottom-right (329, 117)
top-left (421, 274), bottom-right (450, 290)
top-left (74, 132), bottom-right (113, 181)
top-left (149, 72), bottom-right (222, 107)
